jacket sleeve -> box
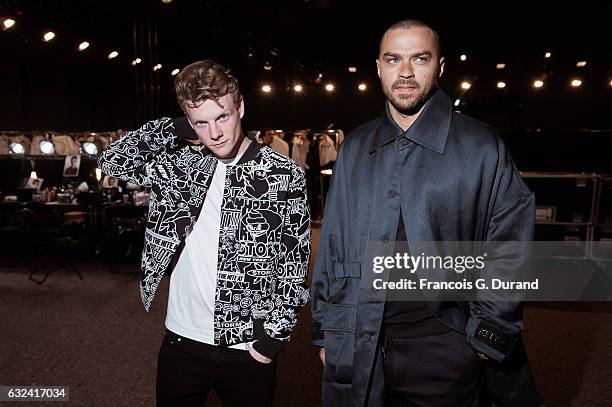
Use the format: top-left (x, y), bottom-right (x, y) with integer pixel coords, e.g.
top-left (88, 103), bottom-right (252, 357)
top-left (466, 137), bottom-right (535, 362)
top-left (252, 166), bottom-right (311, 359)
top-left (97, 117), bottom-right (193, 186)
top-left (310, 143), bottom-right (348, 348)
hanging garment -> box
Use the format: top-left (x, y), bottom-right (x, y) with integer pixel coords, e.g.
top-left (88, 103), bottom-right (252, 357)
top-left (291, 134), bottom-right (310, 170)
top-left (318, 134), bottom-right (337, 167)
top-left (337, 129), bottom-right (345, 145)
top-left (0, 135), bottom-right (9, 155)
top-left (269, 136), bottom-right (289, 157)
top-left (29, 135), bottom-right (45, 155)
top-left (98, 134), bottom-right (111, 150)
top-left (53, 134), bottom-right (81, 156)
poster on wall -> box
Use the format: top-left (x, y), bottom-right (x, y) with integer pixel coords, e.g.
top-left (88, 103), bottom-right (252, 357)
top-left (25, 177), bottom-right (44, 190)
top-left (63, 155), bottom-right (81, 177)
top-left (102, 175), bottom-right (119, 188)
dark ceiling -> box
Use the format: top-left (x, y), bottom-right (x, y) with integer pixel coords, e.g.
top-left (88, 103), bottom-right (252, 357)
top-left (1, 0), bottom-right (611, 132)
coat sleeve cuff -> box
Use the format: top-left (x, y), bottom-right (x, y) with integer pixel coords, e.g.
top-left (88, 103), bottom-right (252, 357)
top-left (312, 319), bottom-right (324, 347)
top-left (251, 319), bottom-right (287, 359)
top-left (252, 335), bottom-right (285, 360)
top-left (466, 316), bottom-right (519, 362)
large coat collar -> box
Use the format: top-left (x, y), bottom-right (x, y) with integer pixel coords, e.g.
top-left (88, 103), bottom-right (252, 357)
top-left (369, 88), bottom-right (452, 154)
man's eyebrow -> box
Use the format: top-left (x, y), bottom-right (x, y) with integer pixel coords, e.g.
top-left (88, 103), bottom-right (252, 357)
top-left (382, 52), bottom-right (401, 58)
top-left (193, 110), bottom-right (231, 124)
top-left (411, 51), bottom-right (433, 58)
top-left (382, 50), bottom-right (433, 59)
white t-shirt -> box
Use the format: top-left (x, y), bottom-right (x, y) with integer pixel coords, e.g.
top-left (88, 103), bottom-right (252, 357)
top-left (165, 138), bottom-right (252, 350)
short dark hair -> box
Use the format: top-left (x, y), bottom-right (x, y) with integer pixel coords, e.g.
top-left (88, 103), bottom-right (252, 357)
top-left (379, 19), bottom-right (441, 57)
top-left (174, 60), bottom-right (241, 111)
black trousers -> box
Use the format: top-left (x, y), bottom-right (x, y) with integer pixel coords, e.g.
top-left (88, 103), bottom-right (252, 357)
top-left (382, 330), bottom-right (482, 407)
top-left (156, 330), bottom-right (276, 407)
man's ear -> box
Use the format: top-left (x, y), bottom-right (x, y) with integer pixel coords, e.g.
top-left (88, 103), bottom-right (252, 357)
top-left (238, 96), bottom-right (245, 119)
top-left (439, 57), bottom-right (445, 78)
top-left (376, 59), bottom-right (381, 78)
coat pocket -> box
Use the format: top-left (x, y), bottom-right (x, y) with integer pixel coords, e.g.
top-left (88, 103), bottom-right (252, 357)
top-left (323, 304), bottom-right (357, 384)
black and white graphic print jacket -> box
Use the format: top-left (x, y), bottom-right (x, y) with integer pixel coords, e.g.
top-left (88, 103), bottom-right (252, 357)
top-left (98, 117), bottom-right (311, 358)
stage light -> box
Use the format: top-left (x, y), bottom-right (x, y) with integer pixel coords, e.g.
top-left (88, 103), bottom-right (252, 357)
top-left (108, 50), bottom-right (119, 59)
top-left (40, 140), bottom-right (55, 155)
top-left (609, 79), bottom-right (612, 87)
top-left (325, 83), bottom-right (335, 92)
top-left (161, 0), bottom-right (173, 3)
top-left (83, 142), bottom-right (98, 155)
top-left (545, 52), bottom-right (551, 58)
top-left (261, 85), bottom-right (272, 93)
top-left (43, 31), bottom-right (55, 42)
top-left (2, 18), bottom-right (15, 30)
top-left (460, 54), bottom-right (467, 61)
top-left (496, 63), bottom-right (506, 70)
top-left (460, 81), bottom-right (471, 90)
top-left (497, 81), bottom-right (506, 89)
top-left (348, 66), bottom-right (357, 73)
top-left (358, 83), bottom-right (367, 91)
top-left (576, 61), bottom-right (587, 67)
top-left (533, 80), bottom-right (544, 88)
top-left (293, 84), bottom-right (303, 93)
top-left (78, 41), bottom-right (90, 51)
top-left (264, 63), bottom-right (272, 71)
top-left (30, 171), bottom-right (37, 179)
top-left (454, 99), bottom-right (461, 107)
top-left (131, 58), bottom-right (142, 66)
top-left (171, 68), bottom-right (180, 76)
top-left (9, 142), bottom-right (25, 155)
top-left (571, 79), bottom-right (582, 88)
top-left (153, 64), bottom-right (162, 71)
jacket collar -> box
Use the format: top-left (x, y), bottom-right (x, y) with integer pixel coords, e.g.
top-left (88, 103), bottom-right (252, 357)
top-left (369, 88), bottom-right (452, 154)
top-left (236, 136), bottom-right (263, 165)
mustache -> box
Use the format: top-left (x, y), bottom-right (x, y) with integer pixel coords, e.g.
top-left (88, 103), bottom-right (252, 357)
top-left (393, 80), bottom-right (419, 89)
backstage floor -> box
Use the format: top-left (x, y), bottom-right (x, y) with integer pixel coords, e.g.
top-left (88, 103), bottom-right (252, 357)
top-left (1, 227), bottom-right (612, 407)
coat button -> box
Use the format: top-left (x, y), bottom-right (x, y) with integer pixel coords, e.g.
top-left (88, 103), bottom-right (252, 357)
top-left (363, 334), bottom-right (371, 342)
top-left (382, 236), bottom-right (390, 244)
top-left (400, 138), bottom-right (409, 145)
top-left (387, 189), bottom-right (396, 198)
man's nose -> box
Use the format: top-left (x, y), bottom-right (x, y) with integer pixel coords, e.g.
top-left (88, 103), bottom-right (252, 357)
top-left (398, 62), bottom-right (415, 79)
top-left (208, 123), bottom-right (222, 140)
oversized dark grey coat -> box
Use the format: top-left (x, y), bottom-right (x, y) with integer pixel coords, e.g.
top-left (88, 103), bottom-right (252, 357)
top-left (311, 89), bottom-right (540, 406)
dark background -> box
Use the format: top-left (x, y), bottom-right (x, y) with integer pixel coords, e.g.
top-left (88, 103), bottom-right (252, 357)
top-left (1, 0), bottom-right (611, 133)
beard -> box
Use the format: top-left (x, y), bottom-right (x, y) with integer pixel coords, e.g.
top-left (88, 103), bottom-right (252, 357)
top-left (383, 77), bottom-right (438, 116)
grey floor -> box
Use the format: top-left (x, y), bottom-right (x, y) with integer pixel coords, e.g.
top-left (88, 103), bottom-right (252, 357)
top-left (1, 229), bottom-right (612, 406)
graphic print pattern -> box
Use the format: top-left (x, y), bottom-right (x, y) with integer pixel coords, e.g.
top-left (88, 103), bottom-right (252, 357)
top-left (98, 118), bottom-right (310, 346)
